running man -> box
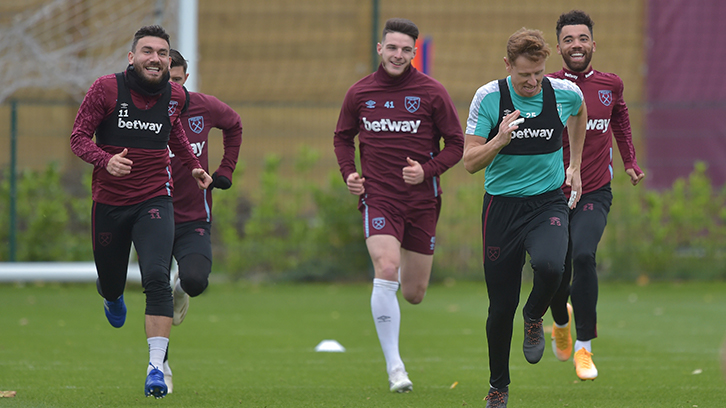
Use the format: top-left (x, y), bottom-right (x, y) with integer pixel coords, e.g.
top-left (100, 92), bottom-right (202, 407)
top-left (547, 10), bottom-right (645, 381)
top-left (463, 28), bottom-right (587, 407)
top-left (69, 26), bottom-right (212, 398)
top-left (161, 48), bottom-right (243, 392)
top-left (334, 17), bottom-right (464, 393)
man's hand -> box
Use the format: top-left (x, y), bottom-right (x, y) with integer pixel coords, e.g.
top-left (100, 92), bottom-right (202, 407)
top-left (402, 157), bottom-right (424, 185)
top-left (626, 168), bottom-right (645, 186)
top-left (208, 172), bottom-right (232, 191)
top-left (565, 166), bottom-right (582, 209)
top-left (106, 148), bottom-right (133, 177)
top-left (346, 172), bottom-right (365, 195)
top-left (493, 110), bottom-right (522, 149)
top-left (192, 168), bottom-right (213, 189)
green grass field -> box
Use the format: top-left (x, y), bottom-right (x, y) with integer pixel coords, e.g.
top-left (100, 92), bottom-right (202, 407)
top-left (1, 280), bottom-right (725, 407)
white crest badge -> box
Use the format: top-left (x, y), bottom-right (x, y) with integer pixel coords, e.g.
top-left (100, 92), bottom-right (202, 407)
top-left (598, 90), bottom-right (613, 106)
top-left (168, 100), bottom-right (178, 116)
top-left (405, 96), bottom-right (420, 113)
top-left (188, 116), bottom-right (204, 134)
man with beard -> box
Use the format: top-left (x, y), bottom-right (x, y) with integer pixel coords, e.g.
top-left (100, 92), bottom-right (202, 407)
top-left (547, 10), bottom-right (645, 381)
top-left (70, 25), bottom-right (212, 399)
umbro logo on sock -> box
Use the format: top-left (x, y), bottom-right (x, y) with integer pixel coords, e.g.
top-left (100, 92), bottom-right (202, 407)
top-left (377, 315), bottom-right (391, 323)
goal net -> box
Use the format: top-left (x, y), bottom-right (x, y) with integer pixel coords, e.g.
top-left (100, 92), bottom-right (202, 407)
top-left (0, 0), bottom-right (179, 104)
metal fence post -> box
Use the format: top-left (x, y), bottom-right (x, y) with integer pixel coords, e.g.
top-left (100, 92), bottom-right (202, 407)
top-left (9, 100), bottom-right (17, 261)
top-left (370, 0), bottom-right (379, 74)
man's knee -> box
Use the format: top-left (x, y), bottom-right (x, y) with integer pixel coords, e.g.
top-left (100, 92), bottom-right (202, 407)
top-left (572, 250), bottom-right (596, 272)
top-left (532, 255), bottom-right (565, 278)
top-left (371, 257), bottom-right (399, 281)
top-left (401, 284), bottom-right (426, 304)
top-left (96, 276), bottom-right (124, 301)
top-left (488, 298), bottom-right (519, 322)
top-left (178, 253), bottom-right (211, 297)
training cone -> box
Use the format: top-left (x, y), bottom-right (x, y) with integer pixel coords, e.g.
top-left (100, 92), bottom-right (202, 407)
top-left (315, 339), bottom-right (346, 352)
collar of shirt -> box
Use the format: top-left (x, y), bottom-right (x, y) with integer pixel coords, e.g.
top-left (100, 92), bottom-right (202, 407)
top-left (374, 63), bottom-right (417, 87)
top-left (561, 66), bottom-right (596, 82)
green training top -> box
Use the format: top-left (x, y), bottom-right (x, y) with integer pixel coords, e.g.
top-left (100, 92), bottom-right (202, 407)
top-left (466, 76), bottom-right (583, 197)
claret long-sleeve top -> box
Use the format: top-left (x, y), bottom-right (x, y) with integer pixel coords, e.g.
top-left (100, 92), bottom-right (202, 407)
top-left (170, 91), bottom-right (242, 224)
top-left (548, 67), bottom-right (642, 195)
top-left (70, 70), bottom-right (202, 206)
top-left (334, 65), bottom-right (464, 203)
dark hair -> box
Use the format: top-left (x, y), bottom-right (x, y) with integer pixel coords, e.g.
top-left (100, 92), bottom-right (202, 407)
top-left (169, 49), bottom-right (188, 72)
top-left (556, 10), bottom-right (594, 41)
top-left (382, 18), bottom-right (419, 42)
top-left (131, 25), bottom-right (170, 52)
top-left (507, 28), bottom-right (551, 64)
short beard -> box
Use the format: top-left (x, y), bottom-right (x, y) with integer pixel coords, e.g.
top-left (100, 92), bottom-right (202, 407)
top-left (564, 53), bottom-right (592, 72)
top-left (133, 62), bottom-right (165, 86)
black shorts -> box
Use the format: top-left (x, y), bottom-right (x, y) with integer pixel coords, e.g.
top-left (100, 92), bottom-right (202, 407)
top-left (172, 220), bottom-right (212, 262)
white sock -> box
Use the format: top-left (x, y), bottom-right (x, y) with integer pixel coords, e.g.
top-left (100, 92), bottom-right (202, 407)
top-left (554, 321), bottom-right (568, 329)
top-left (371, 278), bottom-right (404, 374)
top-left (174, 279), bottom-right (186, 297)
top-left (147, 336), bottom-right (169, 373)
top-left (575, 340), bottom-right (592, 353)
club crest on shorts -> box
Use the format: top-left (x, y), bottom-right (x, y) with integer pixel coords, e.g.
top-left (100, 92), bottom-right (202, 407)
top-left (550, 217), bottom-right (562, 226)
top-left (598, 90), bottom-right (612, 106)
top-left (168, 100), bottom-right (178, 116)
top-left (99, 232), bottom-right (112, 247)
top-left (372, 217), bottom-right (386, 230)
top-left (188, 116), bottom-right (204, 134)
top-left (487, 246), bottom-right (500, 261)
top-left (405, 96), bottom-right (420, 113)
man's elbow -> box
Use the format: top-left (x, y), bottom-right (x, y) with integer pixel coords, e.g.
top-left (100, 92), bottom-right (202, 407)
top-left (462, 156), bottom-right (479, 174)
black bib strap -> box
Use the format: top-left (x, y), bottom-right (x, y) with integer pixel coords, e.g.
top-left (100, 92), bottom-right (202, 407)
top-left (96, 72), bottom-right (172, 150)
top-left (487, 77), bottom-right (564, 156)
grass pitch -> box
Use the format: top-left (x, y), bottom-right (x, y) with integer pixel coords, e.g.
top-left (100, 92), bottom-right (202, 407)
top-left (1, 280), bottom-right (725, 407)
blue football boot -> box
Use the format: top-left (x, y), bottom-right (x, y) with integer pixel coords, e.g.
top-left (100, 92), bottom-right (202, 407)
top-left (145, 364), bottom-right (168, 398)
top-left (103, 295), bottom-right (126, 328)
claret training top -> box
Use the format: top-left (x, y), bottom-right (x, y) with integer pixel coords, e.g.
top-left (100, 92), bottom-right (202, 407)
top-left (170, 91), bottom-right (242, 224)
top-left (334, 64), bottom-right (464, 204)
top-left (70, 70), bottom-right (201, 206)
top-left (548, 67), bottom-right (641, 195)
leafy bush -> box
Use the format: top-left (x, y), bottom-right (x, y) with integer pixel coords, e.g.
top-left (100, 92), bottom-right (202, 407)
top-left (601, 161), bottom-right (726, 280)
top-left (0, 163), bottom-right (92, 261)
top-left (2, 158), bottom-right (725, 282)
top-left (431, 161), bottom-right (726, 282)
top-left (430, 175), bottom-right (486, 281)
top-left (212, 147), bottom-right (369, 282)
